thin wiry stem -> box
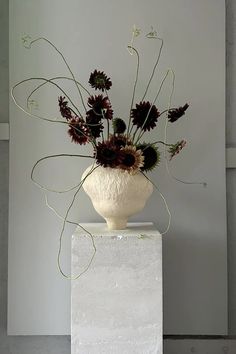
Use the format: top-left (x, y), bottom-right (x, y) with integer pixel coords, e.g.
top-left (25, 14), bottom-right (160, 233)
top-left (141, 37), bottom-right (164, 101)
top-left (15, 76), bottom-right (81, 116)
top-left (142, 172), bottom-right (171, 235)
top-left (135, 69), bottom-right (171, 144)
top-left (57, 164), bottom-right (98, 279)
top-left (127, 45), bottom-right (140, 136)
top-left (27, 76), bottom-right (91, 112)
top-left (162, 70), bottom-right (207, 187)
top-left (152, 140), bottom-right (172, 146)
top-left (12, 82), bottom-right (73, 124)
top-left (12, 82), bottom-right (96, 150)
top-left (24, 37), bottom-right (87, 112)
top-left (31, 154), bottom-right (94, 194)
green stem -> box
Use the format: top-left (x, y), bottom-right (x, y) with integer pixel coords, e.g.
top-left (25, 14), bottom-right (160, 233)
top-left (21, 76), bottom-right (82, 116)
top-left (31, 153), bottom-right (94, 194)
top-left (132, 126), bottom-right (139, 142)
top-left (141, 37), bottom-right (164, 101)
top-left (127, 46), bottom-right (140, 136)
top-left (135, 69), bottom-right (170, 143)
top-left (26, 37), bottom-right (87, 112)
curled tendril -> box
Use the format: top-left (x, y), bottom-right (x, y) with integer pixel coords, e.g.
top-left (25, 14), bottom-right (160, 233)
top-left (21, 35), bottom-right (87, 112)
top-left (127, 24), bottom-right (141, 55)
top-left (146, 26), bottom-right (158, 39)
top-left (21, 34), bottom-right (32, 49)
top-left (30, 149), bottom-right (98, 279)
top-left (142, 172), bottom-right (171, 235)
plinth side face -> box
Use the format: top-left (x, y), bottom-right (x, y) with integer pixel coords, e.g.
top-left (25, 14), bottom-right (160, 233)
top-left (71, 232), bottom-right (162, 354)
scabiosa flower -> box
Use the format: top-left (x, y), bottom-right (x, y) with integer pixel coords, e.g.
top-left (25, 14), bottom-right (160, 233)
top-left (68, 117), bottom-right (90, 145)
top-left (87, 94), bottom-right (113, 120)
top-left (119, 145), bottom-right (144, 174)
top-left (96, 141), bottom-right (122, 168)
top-left (86, 112), bottom-right (103, 139)
top-left (89, 70), bottom-right (112, 91)
top-left (137, 143), bottom-right (160, 171)
top-left (168, 103), bottom-right (189, 123)
top-left (168, 140), bottom-right (187, 160)
top-left (112, 118), bottom-right (126, 134)
top-left (131, 101), bottom-right (160, 131)
top-left (58, 96), bottom-right (73, 120)
top-left (109, 134), bottom-right (131, 148)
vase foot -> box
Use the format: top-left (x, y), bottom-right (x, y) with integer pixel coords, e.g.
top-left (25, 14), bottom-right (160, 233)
top-left (105, 218), bottom-right (127, 230)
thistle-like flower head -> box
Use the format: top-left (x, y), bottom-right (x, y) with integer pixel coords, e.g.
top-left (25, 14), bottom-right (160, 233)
top-left (131, 101), bottom-right (160, 131)
top-left (109, 134), bottom-right (131, 148)
top-left (86, 111), bottom-right (103, 139)
top-left (168, 103), bottom-right (189, 123)
top-left (68, 117), bottom-right (90, 145)
top-left (96, 141), bottom-right (122, 168)
top-left (89, 70), bottom-right (112, 92)
top-left (58, 96), bottom-right (72, 120)
top-left (136, 143), bottom-right (160, 171)
top-left (168, 140), bottom-right (187, 159)
top-left (112, 118), bottom-right (126, 134)
top-left (87, 94), bottom-right (113, 120)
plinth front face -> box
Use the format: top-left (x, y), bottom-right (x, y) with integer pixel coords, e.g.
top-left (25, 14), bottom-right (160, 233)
top-left (71, 223), bottom-right (162, 354)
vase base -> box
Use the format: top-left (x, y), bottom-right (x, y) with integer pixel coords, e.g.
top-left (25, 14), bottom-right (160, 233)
top-left (105, 218), bottom-right (127, 230)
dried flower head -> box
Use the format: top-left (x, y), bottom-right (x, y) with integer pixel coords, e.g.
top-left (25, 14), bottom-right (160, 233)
top-left (58, 96), bottom-right (72, 120)
top-left (86, 111), bottom-right (103, 139)
top-left (168, 103), bottom-right (189, 123)
top-left (87, 95), bottom-right (113, 120)
top-left (137, 143), bottom-right (160, 171)
top-left (119, 145), bottom-right (144, 174)
top-left (96, 141), bottom-right (121, 168)
top-left (109, 134), bottom-right (131, 148)
top-left (131, 101), bottom-right (160, 131)
top-left (89, 70), bottom-right (112, 91)
top-left (169, 140), bottom-right (187, 159)
top-left (68, 117), bottom-right (90, 145)
top-left (112, 118), bottom-right (127, 134)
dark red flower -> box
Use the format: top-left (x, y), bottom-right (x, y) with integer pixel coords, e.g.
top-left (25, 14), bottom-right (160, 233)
top-left (58, 96), bottom-right (72, 120)
top-left (87, 94), bottom-right (113, 120)
top-left (89, 70), bottom-right (112, 91)
top-left (108, 134), bottom-right (131, 148)
top-left (131, 101), bottom-right (160, 131)
top-left (86, 111), bottom-right (104, 139)
top-left (68, 117), bottom-right (90, 145)
top-left (168, 103), bottom-right (189, 123)
top-left (95, 141), bottom-right (122, 168)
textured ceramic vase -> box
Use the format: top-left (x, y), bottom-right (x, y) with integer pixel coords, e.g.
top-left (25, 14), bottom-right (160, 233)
top-left (82, 165), bottom-right (153, 230)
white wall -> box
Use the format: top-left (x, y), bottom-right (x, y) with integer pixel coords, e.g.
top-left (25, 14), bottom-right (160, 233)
top-left (8, 0), bottom-right (227, 336)
top-left (1, 0), bottom-right (236, 353)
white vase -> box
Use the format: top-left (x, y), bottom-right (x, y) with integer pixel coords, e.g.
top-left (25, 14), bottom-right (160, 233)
top-left (81, 165), bottom-right (153, 230)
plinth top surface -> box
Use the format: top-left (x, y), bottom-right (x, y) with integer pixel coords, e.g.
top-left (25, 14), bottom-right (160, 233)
top-left (73, 222), bottom-right (161, 237)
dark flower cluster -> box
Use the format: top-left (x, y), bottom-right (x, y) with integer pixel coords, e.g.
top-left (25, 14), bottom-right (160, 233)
top-left (58, 96), bottom-right (72, 120)
top-left (168, 103), bottom-right (189, 123)
top-left (89, 70), bottom-right (112, 92)
top-left (57, 69), bottom-right (189, 172)
top-left (131, 101), bottom-right (160, 131)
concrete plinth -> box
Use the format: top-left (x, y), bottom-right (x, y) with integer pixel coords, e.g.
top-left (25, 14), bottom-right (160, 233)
top-left (71, 223), bottom-right (162, 354)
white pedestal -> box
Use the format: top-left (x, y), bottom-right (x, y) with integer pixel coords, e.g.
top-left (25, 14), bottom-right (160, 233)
top-left (71, 223), bottom-right (162, 354)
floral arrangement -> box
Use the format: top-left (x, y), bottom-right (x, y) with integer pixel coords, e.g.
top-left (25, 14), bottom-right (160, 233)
top-left (58, 68), bottom-right (188, 174)
top-left (12, 27), bottom-right (194, 279)
top-left (14, 28), bottom-right (189, 178)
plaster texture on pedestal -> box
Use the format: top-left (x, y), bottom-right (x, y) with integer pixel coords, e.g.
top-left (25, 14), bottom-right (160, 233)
top-left (71, 223), bottom-right (162, 354)
top-left (82, 166), bottom-right (153, 230)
